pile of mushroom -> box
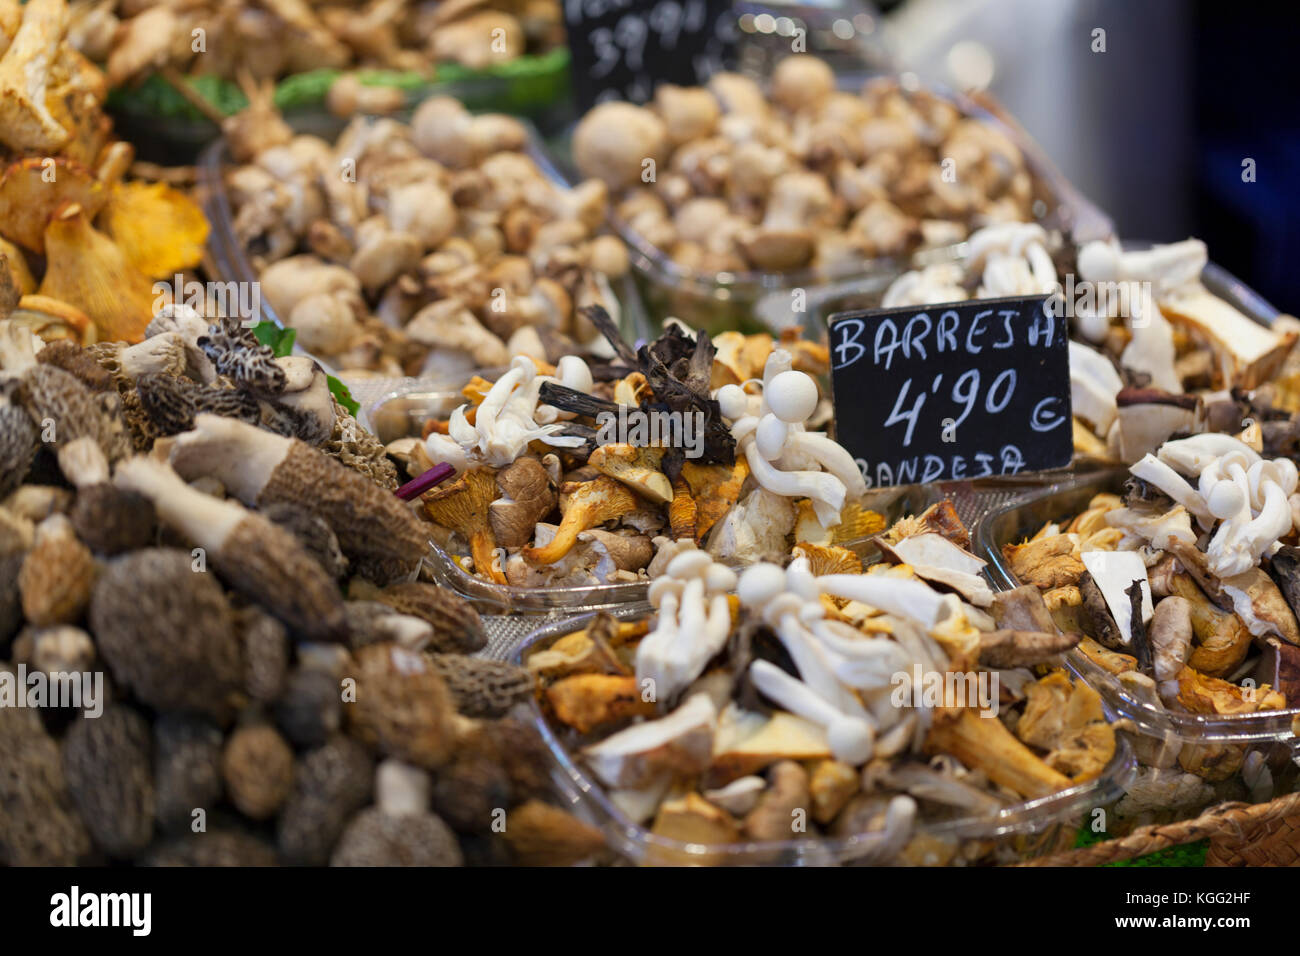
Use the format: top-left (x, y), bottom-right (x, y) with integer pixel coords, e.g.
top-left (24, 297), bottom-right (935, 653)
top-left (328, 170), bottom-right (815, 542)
top-left (72, 0), bottom-right (563, 98)
top-left (224, 94), bottom-right (630, 378)
top-left (882, 229), bottom-right (1300, 464)
top-left (0, 0), bottom-right (210, 346)
top-left (1004, 431), bottom-right (1300, 813)
top-left (400, 308), bottom-right (885, 589)
top-left (572, 55), bottom-right (1040, 280)
top-left (528, 502), bottom-right (1117, 865)
top-left (0, 309), bottom-right (606, 867)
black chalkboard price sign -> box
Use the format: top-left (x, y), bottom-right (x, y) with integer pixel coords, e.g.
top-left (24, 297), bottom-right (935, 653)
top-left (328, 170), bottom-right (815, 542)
top-left (564, 0), bottom-right (737, 112)
top-left (827, 294), bottom-right (1073, 489)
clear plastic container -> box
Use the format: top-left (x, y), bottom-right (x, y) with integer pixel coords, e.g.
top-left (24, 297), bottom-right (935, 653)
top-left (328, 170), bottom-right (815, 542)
top-left (514, 605), bottom-right (1136, 865)
top-left (977, 470), bottom-right (1300, 811)
top-left (365, 382), bottom-right (931, 612)
top-left (542, 69), bottom-right (1112, 338)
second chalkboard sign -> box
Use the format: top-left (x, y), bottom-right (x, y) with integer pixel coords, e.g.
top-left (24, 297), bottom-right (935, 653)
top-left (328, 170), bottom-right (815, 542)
top-left (564, 0), bottom-right (737, 112)
top-left (827, 294), bottom-right (1073, 488)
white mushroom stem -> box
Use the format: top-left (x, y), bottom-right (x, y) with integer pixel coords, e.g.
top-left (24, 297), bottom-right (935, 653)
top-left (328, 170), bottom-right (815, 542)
top-left (1157, 433), bottom-right (1260, 475)
top-left (0, 321), bottom-right (42, 375)
top-left (118, 333), bottom-right (187, 380)
top-left (56, 435), bottom-right (109, 488)
top-left (635, 550), bottom-right (737, 705)
top-left (749, 660), bottom-right (874, 765)
top-left (1129, 454), bottom-right (1215, 526)
top-left (448, 355), bottom-right (585, 466)
top-left (535, 355), bottom-right (594, 425)
top-left (168, 414), bottom-right (293, 501)
top-left (809, 619), bottom-right (913, 690)
top-left (114, 456), bottom-right (245, 551)
top-left (817, 574), bottom-right (952, 630)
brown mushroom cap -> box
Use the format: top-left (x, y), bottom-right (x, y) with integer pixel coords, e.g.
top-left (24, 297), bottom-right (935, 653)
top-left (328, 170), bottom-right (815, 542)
top-left (222, 724), bottom-right (295, 820)
top-left (63, 705), bottom-right (156, 858)
top-left (90, 548), bottom-right (243, 719)
top-left (573, 101), bottom-right (668, 191)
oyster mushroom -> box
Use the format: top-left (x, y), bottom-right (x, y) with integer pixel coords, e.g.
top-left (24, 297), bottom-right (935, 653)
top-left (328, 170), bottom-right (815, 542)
top-left (1068, 340), bottom-right (1123, 437)
top-left (583, 692), bottom-right (718, 789)
top-left (522, 475), bottom-right (640, 566)
top-left (113, 457), bottom-right (346, 641)
top-left (168, 414), bottom-right (426, 567)
top-left (421, 466), bottom-right (506, 585)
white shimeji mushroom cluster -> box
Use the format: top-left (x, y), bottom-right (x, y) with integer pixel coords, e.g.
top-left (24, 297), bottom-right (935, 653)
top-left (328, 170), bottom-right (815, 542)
top-left (716, 349), bottom-right (867, 528)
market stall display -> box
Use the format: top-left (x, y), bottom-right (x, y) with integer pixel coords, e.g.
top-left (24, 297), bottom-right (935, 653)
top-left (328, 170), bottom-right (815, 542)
top-left (0, 0), bottom-right (1296, 875)
top-left (392, 307), bottom-right (903, 607)
top-left (981, 449), bottom-right (1300, 826)
top-left (520, 501), bottom-right (1134, 864)
top-left (0, 312), bottom-right (607, 867)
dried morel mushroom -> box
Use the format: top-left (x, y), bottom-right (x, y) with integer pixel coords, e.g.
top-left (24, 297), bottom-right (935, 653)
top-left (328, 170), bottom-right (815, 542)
top-left (222, 724), bottom-right (295, 820)
top-left (277, 735), bottom-right (374, 866)
top-left (62, 705), bottom-right (156, 858)
top-left (153, 714), bottom-right (224, 835)
top-left (90, 548), bottom-right (243, 719)
top-left (428, 654), bottom-right (533, 719)
top-left (346, 642), bottom-right (459, 769)
top-left (358, 579), bottom-right (486, 654)
top-left (0, 698), bottom-right (91, 866)
top-left (330, 808), bottom-right (464, 867)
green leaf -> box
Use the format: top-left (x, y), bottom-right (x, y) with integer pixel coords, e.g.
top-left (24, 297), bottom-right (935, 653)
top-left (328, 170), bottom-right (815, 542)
top-left (251, 321), bottom-right (297, 358)
top-left (328, 375), bottom-right (360, 417)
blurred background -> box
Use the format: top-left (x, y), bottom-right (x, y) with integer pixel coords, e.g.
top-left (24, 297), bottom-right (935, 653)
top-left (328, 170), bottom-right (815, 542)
top-left (868, 0), bottom-right (1299, 313)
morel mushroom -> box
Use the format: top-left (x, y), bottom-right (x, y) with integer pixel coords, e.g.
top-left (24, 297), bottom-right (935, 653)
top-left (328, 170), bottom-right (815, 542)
top-left (113, 457), bottom-right (346, 641)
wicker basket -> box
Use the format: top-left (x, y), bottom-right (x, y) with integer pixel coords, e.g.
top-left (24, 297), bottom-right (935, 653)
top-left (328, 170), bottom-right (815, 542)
top-left (1016, 791), bottom-right (1300, 866)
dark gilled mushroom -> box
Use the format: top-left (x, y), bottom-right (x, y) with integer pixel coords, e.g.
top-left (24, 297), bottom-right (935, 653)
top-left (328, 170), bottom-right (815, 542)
top-left (1078, 570), bottom-right (1124, 650)
top-left (1125, 580), bottom-right (1154, 674)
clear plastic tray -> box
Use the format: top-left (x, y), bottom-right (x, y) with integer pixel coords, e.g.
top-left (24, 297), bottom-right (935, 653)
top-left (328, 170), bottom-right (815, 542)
top-left (366, 381), bottom-right (931, 611)
top-left (978, 469), bottom-right (1300, 758)
top-left (542, 71), bottom-right (1113, 338)
top-left (514, 605), bottom-right (1136, 866)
